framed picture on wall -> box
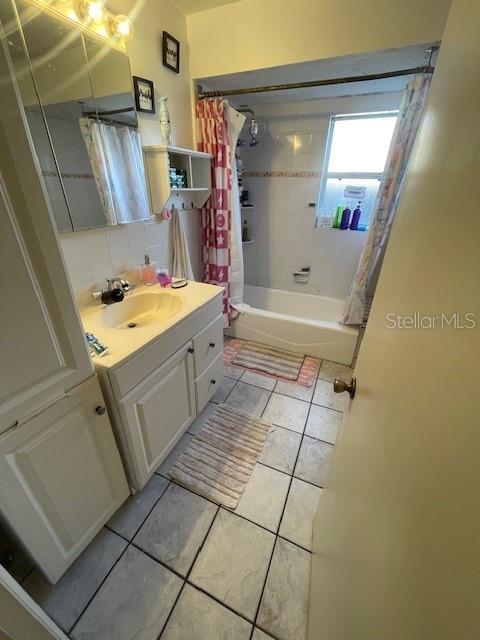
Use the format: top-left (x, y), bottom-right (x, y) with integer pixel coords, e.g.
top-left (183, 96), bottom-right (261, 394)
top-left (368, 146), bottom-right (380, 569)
top-left (162, 31), bottom-right (180, 73)
top-left (133, 76), bottom-right (155, 113)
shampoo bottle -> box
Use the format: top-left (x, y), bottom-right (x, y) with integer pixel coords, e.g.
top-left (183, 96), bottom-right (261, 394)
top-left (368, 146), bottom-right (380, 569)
top-left (350, 202), bottom-right (362, 230)
top-left (242, 219), bottom-right (249, 242)
top-left (340, 206), bottom-right (351, 230)
top-left (334, 205), bottom-right (344, 229)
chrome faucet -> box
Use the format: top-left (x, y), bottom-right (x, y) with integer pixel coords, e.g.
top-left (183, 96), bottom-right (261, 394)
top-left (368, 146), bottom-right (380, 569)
top-left (92, 277), bottom-right (136, 302)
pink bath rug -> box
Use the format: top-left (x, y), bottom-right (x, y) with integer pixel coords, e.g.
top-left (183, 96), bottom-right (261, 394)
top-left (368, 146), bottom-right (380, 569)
top-left (224, 338), bottom-right (319, 387)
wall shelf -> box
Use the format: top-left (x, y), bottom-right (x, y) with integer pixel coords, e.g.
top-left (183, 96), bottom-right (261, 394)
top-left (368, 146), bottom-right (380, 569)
top-left (242, 238), bottom-right (255, 245)
top-left (241, 205), bottom-right (255, 210)
top-left (143, 145), bottom-right (212, 213)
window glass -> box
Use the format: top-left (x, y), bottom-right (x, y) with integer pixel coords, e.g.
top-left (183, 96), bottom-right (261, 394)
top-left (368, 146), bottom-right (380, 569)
top-left (317, 112), bottom-right (398, 227)
top-left (328, 116), bottom-right (397, 173)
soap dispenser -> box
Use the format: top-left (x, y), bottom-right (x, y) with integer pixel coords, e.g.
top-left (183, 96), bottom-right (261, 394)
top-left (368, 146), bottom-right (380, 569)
top-left (140, 254), bottom-right (157, 285)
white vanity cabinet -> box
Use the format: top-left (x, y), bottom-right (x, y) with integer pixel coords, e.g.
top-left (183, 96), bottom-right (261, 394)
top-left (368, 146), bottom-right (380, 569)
top-left (118, 343), bottom-right (196, 483)
top-left (95, 294), bottom-right (224, 490)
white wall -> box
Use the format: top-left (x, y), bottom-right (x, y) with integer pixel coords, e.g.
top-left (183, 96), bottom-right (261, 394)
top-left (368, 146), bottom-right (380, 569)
top-left (107, 0), bottom-right (194, 148)
top-left (187, 0), bottom-right (451, 79)
top-left (240, 92), bottom-right (402, 299)
top-left (60, 0), bottom-right (202, 304)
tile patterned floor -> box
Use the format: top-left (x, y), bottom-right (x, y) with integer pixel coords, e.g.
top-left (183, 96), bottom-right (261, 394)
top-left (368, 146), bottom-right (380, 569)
top-left (10, 358), bottom-right (350, 640)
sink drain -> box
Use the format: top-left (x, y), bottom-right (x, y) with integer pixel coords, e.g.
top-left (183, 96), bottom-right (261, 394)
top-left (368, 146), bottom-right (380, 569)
top-left (127, 322), bottom-right (137, 328)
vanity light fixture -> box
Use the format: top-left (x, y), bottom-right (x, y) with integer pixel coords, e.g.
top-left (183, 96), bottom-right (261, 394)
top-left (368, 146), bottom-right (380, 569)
top-left (23, 0), bottom-right (129, 51)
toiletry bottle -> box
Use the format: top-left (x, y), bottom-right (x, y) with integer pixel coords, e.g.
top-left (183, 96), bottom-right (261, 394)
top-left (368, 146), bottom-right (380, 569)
top-left (334, 205), bottom-right (344, 229)
top-left (242, 219), bottom-right (249, 242)
top-left (340, 205), bottom-right (351, 230)
top-left (350, 202), bottom-right (362, 230)
top-left (141, 254), bottom-right (157, 285)
top-left (157, 268), bottom-right (172, 287)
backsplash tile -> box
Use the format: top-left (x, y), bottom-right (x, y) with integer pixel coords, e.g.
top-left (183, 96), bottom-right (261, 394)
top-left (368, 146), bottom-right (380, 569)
top-left (59, 215), bottom-right (200, 309)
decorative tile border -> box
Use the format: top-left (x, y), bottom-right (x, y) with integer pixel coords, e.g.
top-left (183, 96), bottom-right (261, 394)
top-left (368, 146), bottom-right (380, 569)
top-left (42, 170), bottom-right (94, 179)
top-left (243, 171), bottom-right (322, 178)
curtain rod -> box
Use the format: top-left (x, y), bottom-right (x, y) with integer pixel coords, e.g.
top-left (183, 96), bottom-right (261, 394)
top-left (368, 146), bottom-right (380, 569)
top-left (197, 65), bottom-right (435, 99)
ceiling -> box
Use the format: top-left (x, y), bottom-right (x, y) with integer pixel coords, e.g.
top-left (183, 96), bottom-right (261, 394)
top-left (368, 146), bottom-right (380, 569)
top-left (197, 43), bottom-right (439, 105)
top-left (172, 0), bottom-right (242, 15)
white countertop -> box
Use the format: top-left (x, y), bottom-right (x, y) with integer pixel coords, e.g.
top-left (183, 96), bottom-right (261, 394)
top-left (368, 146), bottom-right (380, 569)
top-left (80, 281), bottom-right (223, 369)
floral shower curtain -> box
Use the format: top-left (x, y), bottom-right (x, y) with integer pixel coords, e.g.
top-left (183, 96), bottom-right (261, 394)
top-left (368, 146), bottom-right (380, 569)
top-left (196, 98), bottom-right (233, 327)
top-left (343, 74), bottom-right (431, 325)
top-left (79, 117), bottom-right (150, 225)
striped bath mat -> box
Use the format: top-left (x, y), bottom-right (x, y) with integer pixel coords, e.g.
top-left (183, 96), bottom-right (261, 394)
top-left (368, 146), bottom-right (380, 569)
top-left (170, 404), bottom-right (272, 509)
top-left (232, 340), bottom-right (305, 380)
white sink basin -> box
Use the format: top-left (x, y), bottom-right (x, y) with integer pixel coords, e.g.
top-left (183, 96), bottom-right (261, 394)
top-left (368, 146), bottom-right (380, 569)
top-left (100, 292), bottom-right (182, 329)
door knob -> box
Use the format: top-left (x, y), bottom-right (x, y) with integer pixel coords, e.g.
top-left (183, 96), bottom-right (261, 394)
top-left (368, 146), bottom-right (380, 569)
top-left (95, 405), bottom-right (106, 415)
top-left (333, 377), bottom-right (356, 399)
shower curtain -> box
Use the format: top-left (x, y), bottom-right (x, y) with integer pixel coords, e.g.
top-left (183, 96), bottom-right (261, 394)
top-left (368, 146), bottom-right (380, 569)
top-left (342, 74), bottom-right (431, 325)
top-left (228, 106), bottom-right (246, 308)
top-left (79, 117), bottom-right (150, 225)
top-left (196, 97), bottom-right (235, 326)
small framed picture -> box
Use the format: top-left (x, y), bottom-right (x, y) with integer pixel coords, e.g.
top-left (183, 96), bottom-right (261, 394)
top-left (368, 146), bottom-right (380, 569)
top-left (162, 31), bottom-right (180, 74)
top-left (133, 76), bottom-right (155, 113)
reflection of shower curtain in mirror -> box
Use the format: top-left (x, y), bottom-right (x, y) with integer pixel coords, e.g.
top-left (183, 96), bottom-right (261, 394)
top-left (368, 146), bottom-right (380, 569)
top-left (79, 118), bottom-right (149, 225)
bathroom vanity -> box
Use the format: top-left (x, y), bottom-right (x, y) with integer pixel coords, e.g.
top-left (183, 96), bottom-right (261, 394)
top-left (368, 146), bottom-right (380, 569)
top-left (81, 282), bottom-right (224, 491)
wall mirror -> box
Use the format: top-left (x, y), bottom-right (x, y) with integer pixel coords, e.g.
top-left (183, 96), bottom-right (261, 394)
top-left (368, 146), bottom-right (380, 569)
top-left (1, 0), bottom-right (150, 233)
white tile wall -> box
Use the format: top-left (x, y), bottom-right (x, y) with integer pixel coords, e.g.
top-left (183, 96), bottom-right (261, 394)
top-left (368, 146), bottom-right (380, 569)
top-left (59, 214), bottom-right (202, 308)
top-left (240, 92), bottom-right (403, 299)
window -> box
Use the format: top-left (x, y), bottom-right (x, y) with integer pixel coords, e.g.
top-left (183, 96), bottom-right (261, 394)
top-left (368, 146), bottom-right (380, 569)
top-left (316, 112), bottom-right (398, 227)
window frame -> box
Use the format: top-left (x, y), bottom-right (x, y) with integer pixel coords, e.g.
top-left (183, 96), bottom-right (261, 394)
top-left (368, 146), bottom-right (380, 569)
top-left (316, 110), bottom-right (399, 225)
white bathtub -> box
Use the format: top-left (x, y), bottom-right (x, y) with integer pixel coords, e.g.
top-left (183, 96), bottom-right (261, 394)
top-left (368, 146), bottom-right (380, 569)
top-left (229, 285), bottom-right (358, 365)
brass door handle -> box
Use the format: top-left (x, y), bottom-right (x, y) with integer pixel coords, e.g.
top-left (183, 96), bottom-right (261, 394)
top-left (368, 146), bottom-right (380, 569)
top-left (333, 377), bottom-right (356, 399)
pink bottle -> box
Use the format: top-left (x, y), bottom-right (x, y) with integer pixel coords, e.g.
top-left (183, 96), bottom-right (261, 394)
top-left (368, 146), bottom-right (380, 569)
top-left (140, 255), bottom-right (157, 285)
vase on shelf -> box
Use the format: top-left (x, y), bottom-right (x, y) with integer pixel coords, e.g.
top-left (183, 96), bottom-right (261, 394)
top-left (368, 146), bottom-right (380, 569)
top-left (158, 96), bottom-right (172, 146)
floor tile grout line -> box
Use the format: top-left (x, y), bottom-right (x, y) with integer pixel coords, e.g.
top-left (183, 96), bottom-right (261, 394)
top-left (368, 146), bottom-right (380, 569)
top-left (109, 478), bottom-right (172, 543)
top-left (68, 540), bottom-right (130, 636)
top-left (166, 477), bottom-right (315, 549)
top-left (68, 480), bottom-right (172, 636)
top-left (276, 397), bottom-right (314, 537)
top-left (184, 506), bottom-right (221, 582)
top-left (247, 399), bottom-right (316, 640)
top-left (155, 581), bottom-right (187, 640)
top-left (157, 505), bottom-right (222, 639)
top-left (248, 535), bottom-right (280, 640)
top-left (183, 580), bottom-right (257, 628)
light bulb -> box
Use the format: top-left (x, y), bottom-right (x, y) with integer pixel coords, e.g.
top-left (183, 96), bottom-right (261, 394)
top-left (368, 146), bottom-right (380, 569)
top-left (108, 14), bottom-right (131, 39)
top-left (115, 15), bottom-right (130, 36)
top-left (87, 0), bottom-right (103, 21)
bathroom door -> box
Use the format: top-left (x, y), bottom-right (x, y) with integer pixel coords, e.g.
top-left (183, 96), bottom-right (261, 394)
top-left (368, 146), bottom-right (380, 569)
top-left (309, 1), bottom-right (480, 638)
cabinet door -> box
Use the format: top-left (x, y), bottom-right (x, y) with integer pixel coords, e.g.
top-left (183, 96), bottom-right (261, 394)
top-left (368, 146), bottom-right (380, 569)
top-left (0, 35), bottom-right (93, 434)
top-left (119, 344), bottom-right (196, 489)
top-left (0, 376), bottom-right (128, 584)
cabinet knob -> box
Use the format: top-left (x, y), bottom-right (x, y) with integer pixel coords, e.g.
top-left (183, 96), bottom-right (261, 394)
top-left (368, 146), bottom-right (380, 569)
top-left (209, 342), bottom-right (215, 348)
top-left (188, 347), bottom-right (195, 354)
top-left (95, 405), bottom-right (106, 416)
top-left (210, 379), bottom-right (216, 385)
